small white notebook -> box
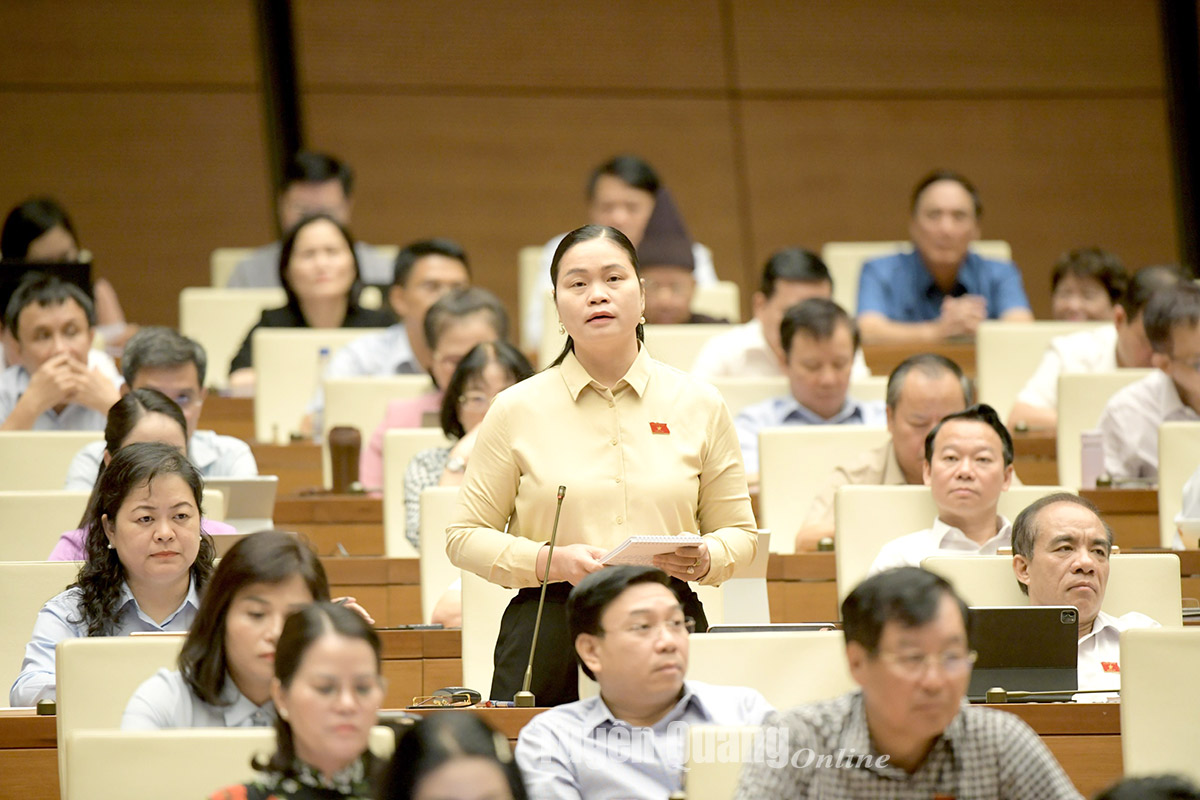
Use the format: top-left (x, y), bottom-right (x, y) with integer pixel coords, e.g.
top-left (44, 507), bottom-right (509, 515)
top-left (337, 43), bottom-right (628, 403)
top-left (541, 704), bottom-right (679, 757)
top-left (600, 534), bottom-right (703, 566)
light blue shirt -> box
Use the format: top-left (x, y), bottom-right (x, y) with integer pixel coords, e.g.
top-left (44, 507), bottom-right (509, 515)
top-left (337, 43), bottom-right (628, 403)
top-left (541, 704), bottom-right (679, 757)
top-left (9, 579), bottom-right (201, 706)
top-left (63, 430), bottom-right (258, 491)
top-left (735, 395), bottom-right (887, 473)
top-left (516, 680), bottom-right (773, 800)
top-left (122, 668), bottom-right (275, 730)
top-left (0, 362), bottom-right (118, 431)
top-left (857, 250), bottom-right (1031, 322)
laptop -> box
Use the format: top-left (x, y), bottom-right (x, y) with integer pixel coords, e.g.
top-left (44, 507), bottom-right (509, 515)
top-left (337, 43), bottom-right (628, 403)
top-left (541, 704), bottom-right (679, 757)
top-left (203, 475), bottom-right (278, 535)
top-left (967, 606), bottom-right (1078, 703)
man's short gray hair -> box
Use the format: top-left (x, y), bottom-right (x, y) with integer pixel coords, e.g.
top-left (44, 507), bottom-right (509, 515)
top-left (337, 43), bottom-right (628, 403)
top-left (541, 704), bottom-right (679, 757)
top-left (121, 326), bottom-right (207, 387)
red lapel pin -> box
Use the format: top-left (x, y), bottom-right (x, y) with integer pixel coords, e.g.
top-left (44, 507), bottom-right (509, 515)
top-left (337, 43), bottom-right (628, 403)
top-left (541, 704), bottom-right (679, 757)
top-left (650, 422), bottom-right (670, 435)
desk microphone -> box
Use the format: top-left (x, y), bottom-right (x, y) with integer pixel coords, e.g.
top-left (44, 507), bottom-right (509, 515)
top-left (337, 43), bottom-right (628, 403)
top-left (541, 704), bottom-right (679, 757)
top-left (515, 485), bottom-right (566, 708)
top-left (985, 686), bottom-right (1117, 703)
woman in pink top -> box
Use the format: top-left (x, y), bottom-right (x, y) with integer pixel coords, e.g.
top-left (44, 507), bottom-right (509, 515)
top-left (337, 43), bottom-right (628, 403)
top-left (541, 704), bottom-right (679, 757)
top-left (49, 388), bottom-right (235, 560)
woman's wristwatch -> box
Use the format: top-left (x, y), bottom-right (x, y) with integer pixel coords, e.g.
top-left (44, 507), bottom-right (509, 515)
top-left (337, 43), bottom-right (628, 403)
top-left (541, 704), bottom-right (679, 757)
top-left (445, 456), bottom-right (467, 474)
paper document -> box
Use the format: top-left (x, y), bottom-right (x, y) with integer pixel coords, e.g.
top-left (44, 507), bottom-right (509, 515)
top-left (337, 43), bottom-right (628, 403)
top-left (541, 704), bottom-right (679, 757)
top-left (600, 534), bottom-right (703, 566)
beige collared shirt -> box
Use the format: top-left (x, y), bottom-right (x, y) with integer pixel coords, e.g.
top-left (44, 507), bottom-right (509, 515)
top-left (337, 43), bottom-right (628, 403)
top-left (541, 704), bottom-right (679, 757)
top-left (446, 347), bottom-right (758, 588)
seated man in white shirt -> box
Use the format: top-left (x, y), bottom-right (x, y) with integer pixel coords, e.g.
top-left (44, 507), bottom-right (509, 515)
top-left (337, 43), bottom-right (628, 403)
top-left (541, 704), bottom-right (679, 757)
top-left (64, 327), bottom-right (257, 488)
top-left (516, 565), bottom-right (774, 800)
top-left (1011, 492), bottom-right (1158, 697)
top-left (734, 298), bottom-right (885, 479)
top-left (1099, 281), bottom-right (1200, 480)
top-left (0, 274), bottom-right (121, 430)
top-left (869, 404), bottom-right (1014, 573)
top-left (691, 247), bottom-right (868, 380)
top-left (797, 353), bottom-right (971, 551)
top-left (1009, 264), bottom-right (1184, 430)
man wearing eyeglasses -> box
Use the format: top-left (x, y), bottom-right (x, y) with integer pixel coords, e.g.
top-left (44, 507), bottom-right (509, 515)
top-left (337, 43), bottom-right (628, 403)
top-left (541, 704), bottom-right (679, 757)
top-left (516, 565), bottom-right (774, 800)
top-left (737, 567), bottom-right (1079, 798)
top-left (63, 327), bottom-right (257, 489)
top-left (1099, 282), bottom-right (1200, 480)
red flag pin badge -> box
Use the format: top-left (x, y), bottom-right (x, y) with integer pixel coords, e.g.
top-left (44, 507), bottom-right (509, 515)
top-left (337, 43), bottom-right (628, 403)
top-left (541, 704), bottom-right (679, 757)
top-left (650, 422), bottom-right (670, 435)
top-left (1101, 662), bottom-right (1120, 673)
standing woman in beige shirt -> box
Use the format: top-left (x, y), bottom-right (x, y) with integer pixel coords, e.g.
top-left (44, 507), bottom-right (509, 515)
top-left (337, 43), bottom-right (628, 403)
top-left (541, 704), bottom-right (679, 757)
top-left (447, 224), bottom-right (757, 705)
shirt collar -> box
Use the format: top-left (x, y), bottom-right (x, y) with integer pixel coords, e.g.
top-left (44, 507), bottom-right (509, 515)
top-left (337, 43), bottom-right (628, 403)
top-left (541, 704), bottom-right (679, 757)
top-left (1082, 610), bottom-right (1120, 644)
top-left (219, 674), bottom-right (276, 727)
top-left (560, 344), bottom-right (652, 400)
top-left (1153, 370), bottom-right (1193, 419)
top-left (913, 250), bottom-right (974, 299)
top-left (188, 431), bottom-right (217, 470)
top-left (848, 691), bottom-right (967, 776)
top-left (583, 682), bottom-right (702, 733)
top-left (117, 576), bottom-right (202, 626)
top-left (777, 395), bottom-right (865, 425)
top-left (930, 515), bottom-right (1013, 549)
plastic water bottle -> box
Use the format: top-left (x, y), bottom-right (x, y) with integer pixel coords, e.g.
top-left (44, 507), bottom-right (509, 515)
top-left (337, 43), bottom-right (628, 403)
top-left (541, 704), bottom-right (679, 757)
top-left (312, 347), bottom-right (331, 443)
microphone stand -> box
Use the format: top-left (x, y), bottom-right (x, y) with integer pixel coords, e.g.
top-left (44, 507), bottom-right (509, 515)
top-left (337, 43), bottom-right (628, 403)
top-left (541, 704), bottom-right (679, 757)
top-left (515, 485), bottom-right (566, 708)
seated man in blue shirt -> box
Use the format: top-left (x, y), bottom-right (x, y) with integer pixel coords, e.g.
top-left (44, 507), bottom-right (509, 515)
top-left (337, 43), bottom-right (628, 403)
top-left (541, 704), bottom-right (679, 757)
top-left (857, 169), bottom-right (1033, 344)
top-left (735, 298), bottom-right (885, 479)
top-left (516, 566), bottom-right (774, 800)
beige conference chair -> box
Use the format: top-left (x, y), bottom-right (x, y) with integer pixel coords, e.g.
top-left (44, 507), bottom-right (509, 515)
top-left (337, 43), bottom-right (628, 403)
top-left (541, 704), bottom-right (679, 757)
top-left (0, 491), bottom-right (90, 561)
top-left (708, 377), bottom-right (788, 417)
top-left (208, 247), bottom-right (256, 288)
top-left (253, 328), bottom-right (388, 443)
top-left (1120, 627), bottom-right (1200, 782)
top-left (64, 726), bottom-right (397, 800)
top-left (975, 320), bottom-right (1105, 424)
top-left (643, 324), bottom-right (731, 372)
top-left (518, 246), bottom-right (545, 353)
top-left (321, 375), bottom-right (435, 487)
top-left (178, 287), bottom-right (286, 390)
top-left (0, 431), bottom-right (103, 491)
top-left (922, 553), bottom-right (1183, 627)
top-left (685, 725), bottom-right (762, 800)
top-left (56, 634), bottom-right (186, 796)
top-left (691, 281), bottom-right (742, 324)
top-left (758, 427), bottom-right (889, 554)
top-left (1158, 421), bottom-right (1200, 548)
top-left (418, 486), bottom-right (461, 624)
top-left (1056, 370), bottom-right (1153, 488)
top-left (820, 240), bottom-right (1012, 317)
top-left (834, 484), bottom-right (1071, 605)
top-left (0, 560), bottom-right (81, 707)
top-left (382, 428), bottom-right (453, 558)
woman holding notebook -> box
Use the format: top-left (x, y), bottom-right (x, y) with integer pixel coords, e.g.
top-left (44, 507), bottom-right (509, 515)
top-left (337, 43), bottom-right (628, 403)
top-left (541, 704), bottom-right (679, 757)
top-left (447, 224), bottom-right (757, 706)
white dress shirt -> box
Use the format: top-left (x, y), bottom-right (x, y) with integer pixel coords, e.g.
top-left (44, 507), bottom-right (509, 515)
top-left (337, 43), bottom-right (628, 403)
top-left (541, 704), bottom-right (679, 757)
top-left (690, 318), bottom-right (870, 381)
top-left (1015, 325), bottom-right (1118, 410)
top-left (869, 515), bottom-right (1013, 575)
top-left (1099, 369), bottom-right (1200, 480)
top-left (122, 668), bottom-right (275, 729)
top-left (63, 430), bottom-right (258, 490)
top-left (1075, 610), bottom-right (1159, 701)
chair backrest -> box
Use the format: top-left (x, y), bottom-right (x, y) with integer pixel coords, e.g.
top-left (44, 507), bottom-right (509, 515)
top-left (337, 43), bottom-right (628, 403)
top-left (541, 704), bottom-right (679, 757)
top-left (708, 377), bottom-right (788, 416)
top-left (459, 571), bottom-right (517, 697)
top-left (0, 491), bottom-right (90, 561)
top-left (975, 320), bottom-right (1106, 423)
top-left (209, 247), bottom-right (256, 288)
top-left (64, 726), bottom-right (397, 800)
top-left (382, 428), bottom-right (453, 557)
top-left (851, 375), bottom-right (888, 403)
top-left (0, 561), bottom-right (81, 707)
top-left (419, 487), bottom-right (461, 624)
top-left (685, 725), bottom-right (762, 800)
top-left (321, 376), bottom-right (436, 487)
top-left (691, 281), bottom-right (742, 323)
top-left (706, 530), bottom-right (771, 624)
top-left (57, 635), bottom-right (185, 795)
top-left (759, 427), bottom-right (890, 554)
top-left (1158, 422), bottom-right (1200, 547)
top-left (643, 324), bottom-right (731, 372)
top-left (688, 630), bottom-right (854, 709)
top-left (1120, 627), bottom-right (1200, 782)
top-left (820, 240), bottom-right (1012, 315)
top-left (834, 484), bottom-right (1071, 604)
top-left (922, 553), bottom-right (1183, 627)
top-left (179, 287), bottom-right (286, 389)
top-left (253, 328), bottom-right (388, 443)
top-left (0, 431), bottom-right (104, 491)
top-left (1056, 370), bottom-right (1153, 488)
top-left (518, 246), bottom-right (545, 352)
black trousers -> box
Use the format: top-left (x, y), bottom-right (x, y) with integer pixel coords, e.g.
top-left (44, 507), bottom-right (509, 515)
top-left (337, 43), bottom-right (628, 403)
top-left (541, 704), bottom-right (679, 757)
top-left (488, 577), bottom-right (708, 706)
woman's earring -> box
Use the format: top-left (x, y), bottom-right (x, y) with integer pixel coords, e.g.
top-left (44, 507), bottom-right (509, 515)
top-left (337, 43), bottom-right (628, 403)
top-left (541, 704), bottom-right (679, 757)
top-left (106, 543), bottom-right (114, 550)
top-left (639, 315), bottom-right (646, 324)
top-left (558, 322), bottom-right (565, 335)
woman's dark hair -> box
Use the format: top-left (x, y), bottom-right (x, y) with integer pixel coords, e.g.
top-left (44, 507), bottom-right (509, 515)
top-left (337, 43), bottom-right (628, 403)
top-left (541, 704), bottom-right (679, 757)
top-left (278, 213), bottom-right (363, 317)
top-left (72, 442), bottom-right (214, 637)
top-left (380, 712), bottom-right (528, 800)
top-left (260, 603), bottom-right (382, 779)
top-left (180, 531), bottom-right (330, 706)
top-left (1051, 247), bottom-right (1127, 303)
top-left (548, 225), bottom-right (643, 369)
top-left (77, 388), bottom-right (189, 529)
top-left (586, 155), bottom-right (660, 199)
top-left (1, 197), bottom-right (78, 259)
top-left (439, 341), bottom-right (533, 439)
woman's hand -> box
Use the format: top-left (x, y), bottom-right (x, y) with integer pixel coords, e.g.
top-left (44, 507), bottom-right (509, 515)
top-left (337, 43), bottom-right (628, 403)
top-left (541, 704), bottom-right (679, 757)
top-left (535, 543), bottom-right (606, 585)
top-left (333, 596), bottom-right (375, 625)
top-left (654, 539), bottom-right (710, 582)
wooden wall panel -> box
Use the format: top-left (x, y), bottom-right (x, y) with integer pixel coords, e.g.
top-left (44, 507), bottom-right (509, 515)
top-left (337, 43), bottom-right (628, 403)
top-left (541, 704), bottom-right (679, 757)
top-left (295, 0), bottom-right (727, 90)
top-left (305, 93), bottom-right (742, 317)
top-left (731, 0), bottom-right (1162, 92)
top-left (0, 92), bottom-right (271, 327)
top-left (0, 2), bottom-right (257, 86)
top-left (739, 97), bottom-right (1176, 318)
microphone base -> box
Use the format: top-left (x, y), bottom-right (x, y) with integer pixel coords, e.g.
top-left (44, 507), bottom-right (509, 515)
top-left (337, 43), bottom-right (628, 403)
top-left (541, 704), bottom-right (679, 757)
top-left (514, 690), bottom-right (536, 708)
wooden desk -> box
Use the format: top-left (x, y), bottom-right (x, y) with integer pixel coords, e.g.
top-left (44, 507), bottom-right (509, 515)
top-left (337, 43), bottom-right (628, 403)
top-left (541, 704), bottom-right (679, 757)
top-left (322, 558), bottom-right (422, 628)
top-left (1012, 429), bottom-right (1059, 486)
top-left (375, 629), bottom-right (461, 707)
top-left (1081, 488), bottom-right (1160, 549)
top-left (201, 395), bottom-right (255, 443)
top-left (862, 340), bottom-right (976, 378)
top-left (278, 494), bottom-right (384, 556)
top-left (252, 443), bottom-right (324, 496)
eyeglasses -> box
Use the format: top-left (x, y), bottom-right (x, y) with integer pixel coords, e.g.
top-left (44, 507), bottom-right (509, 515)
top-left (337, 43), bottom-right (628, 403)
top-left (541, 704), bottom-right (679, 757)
top-left (876, 649), bottom-right (977, 678)
top-left (457, 391), bottom-right (492, 409)
top-left (602, 617), bottom-right (696, 639)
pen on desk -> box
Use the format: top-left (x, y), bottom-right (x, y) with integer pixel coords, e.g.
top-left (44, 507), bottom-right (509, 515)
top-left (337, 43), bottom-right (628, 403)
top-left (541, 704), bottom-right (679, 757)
top-left (336, 543), bottom-right (349, 556)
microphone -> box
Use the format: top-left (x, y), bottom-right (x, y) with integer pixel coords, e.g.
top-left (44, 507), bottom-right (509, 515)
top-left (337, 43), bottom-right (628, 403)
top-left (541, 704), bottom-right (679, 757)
top-left (515, 485), bottom-right (567, 708)
top-left (984, 686), bottom-right (1117, 703)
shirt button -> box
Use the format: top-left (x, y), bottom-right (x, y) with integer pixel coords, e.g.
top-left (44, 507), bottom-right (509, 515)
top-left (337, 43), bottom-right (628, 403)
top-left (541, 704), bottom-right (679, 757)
top-left (615, 477), bottom-right (622, 484)
top-left (611, 439), bottom-right (617, 446)
top-left (608, 402), bottom-right (614, 408)
top-left (616, 516), bottom-right (623, 524)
